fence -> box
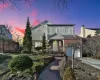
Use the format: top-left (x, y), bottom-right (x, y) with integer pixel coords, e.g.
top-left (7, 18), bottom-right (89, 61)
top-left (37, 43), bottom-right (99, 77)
top-left (0, 38), bottom-right (19, 53)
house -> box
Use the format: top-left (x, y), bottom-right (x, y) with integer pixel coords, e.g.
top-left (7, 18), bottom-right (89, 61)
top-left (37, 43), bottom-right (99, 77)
top-left (0, 25), bottom-right (19, 53)
top-left (0, 25), bottom-right (12, 39)
top-left (79, 25), bottom-right (100, 38)
top-left (31, 20), bottom-right (81, 53)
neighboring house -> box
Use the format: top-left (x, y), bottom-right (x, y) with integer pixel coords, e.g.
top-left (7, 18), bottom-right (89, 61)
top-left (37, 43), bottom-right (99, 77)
top-left (0, 25), bottom-right (12, 39)
top-left (31, 20), bottom-right (81, 54)
top-left (79, 25), bottom-right (100, 38)
top-left (0, 25), bottom-right (19, 53)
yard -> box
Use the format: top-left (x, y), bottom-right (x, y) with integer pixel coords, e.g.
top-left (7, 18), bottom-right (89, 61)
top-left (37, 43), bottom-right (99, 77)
top-left (0, 53), bottom-right (53, 76)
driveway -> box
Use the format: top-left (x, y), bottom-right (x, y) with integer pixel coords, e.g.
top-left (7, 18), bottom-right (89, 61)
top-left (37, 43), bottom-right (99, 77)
top-left (38, 57), bottom-right (62, 80)
top-left (78, 57), bottom-right (100, 70)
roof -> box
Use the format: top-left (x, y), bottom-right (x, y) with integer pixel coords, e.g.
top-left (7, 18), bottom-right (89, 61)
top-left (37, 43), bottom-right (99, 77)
top-left (48, 24), bottom-right (75, 26)
top-left (0, 25), bottom-right (12, 39)
top-left (86, 28), bottom-right (100, 30)
top-left (31, 20), bottom-right (49, 30)
top-left (48, 33), bottom-right (81, 40)
top-left (62, 35), bottom-right (81, 40)
top-left (0, 25), bottom-right (6, 28)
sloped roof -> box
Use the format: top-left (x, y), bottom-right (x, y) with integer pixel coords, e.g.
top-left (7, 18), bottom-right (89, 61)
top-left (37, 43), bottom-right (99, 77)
top-left (31, 20), bottom-right (49, 30)
top-left (86, 28), bottom-right (100, 30)
top-left (48, 24), bottom-right (75, 26)
top-left (48, 33), bottom-right (81, 40)
top-left (62, 35), bottom-right (81, 40)
top-left (0, 25), bottom-right (12, 39)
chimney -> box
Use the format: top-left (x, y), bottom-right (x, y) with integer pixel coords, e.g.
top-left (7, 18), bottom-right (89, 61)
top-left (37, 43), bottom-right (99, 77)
top-left (81, 25), bottom-right (85, 38)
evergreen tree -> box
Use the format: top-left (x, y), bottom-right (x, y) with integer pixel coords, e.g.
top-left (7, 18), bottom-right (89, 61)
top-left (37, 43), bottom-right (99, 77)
top-left (42, 33), bottom-right (46, 54)
top-left (23, 17), bottom-right (32, 53)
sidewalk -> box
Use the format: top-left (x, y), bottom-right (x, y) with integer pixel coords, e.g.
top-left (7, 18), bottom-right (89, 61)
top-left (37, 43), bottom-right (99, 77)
top-left (38, 58), bottom-right (62, 80)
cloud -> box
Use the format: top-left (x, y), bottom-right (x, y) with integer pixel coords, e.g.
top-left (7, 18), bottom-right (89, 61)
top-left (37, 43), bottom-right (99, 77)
top-left (33, 19), bottom-right (40, 26)
top-left (8, 20), bottom-right (15, 26)
top-left (15, 27), bottom-right (25, 34)
top-left (0, 3), bottom-right (9, 9)
top-left (30, 10), bottom-right (38, 17)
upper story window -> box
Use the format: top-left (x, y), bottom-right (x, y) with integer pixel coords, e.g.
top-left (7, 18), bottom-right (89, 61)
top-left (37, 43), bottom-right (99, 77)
top-left (65, 28), bottom-right (68, 33)
top-left (48, 27), bottom-right (52, 34)
top-left (65, 27), bottom-right (73, 34)
top-left (68, 28), bottom-right (70, 34)
top-left (48, 26), bottom-right (74, 35)
top-left (52, 27), bottom-right (56, 34)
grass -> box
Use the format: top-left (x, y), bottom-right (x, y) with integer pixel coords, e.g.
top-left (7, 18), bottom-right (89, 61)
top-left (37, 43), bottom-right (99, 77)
top-left (6, 53), bottom-right (21, 58)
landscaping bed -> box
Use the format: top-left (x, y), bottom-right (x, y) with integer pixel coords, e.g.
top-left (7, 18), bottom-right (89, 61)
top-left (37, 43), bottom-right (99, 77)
top-left (0, 54), bottom-right (55, 80)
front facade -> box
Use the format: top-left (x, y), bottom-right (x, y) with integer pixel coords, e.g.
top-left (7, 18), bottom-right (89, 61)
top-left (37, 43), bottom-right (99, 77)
top-left (79, 25), bottom-right (100, 38)
top-left (31, 20), bottom-right (81, 53)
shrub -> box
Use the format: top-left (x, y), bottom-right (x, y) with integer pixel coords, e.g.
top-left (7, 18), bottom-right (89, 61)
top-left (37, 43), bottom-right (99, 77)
top-left (8, 55), bottom-right (33, 72)
top-left (63, 67), bottom-right (75, 80)
top-left (35, 47), bottom-right (42, 51)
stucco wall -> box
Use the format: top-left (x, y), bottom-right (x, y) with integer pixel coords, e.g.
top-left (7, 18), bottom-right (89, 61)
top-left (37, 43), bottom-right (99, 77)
top-left (79, 26), bottom-right (96, 38)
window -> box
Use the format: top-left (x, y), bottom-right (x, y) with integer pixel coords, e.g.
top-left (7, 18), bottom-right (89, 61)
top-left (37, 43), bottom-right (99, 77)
top-left (70, 27), bottom-right (73, 34)
top-left (68, 28), bottom-right (71, 34)
top-left (62, 27), bottom-right (65, 34)
top-left (65, 28), bottom-right (68, 33)
top-left (35, 42), bottom-right (42, 47)
top-left (52, 27), bottom-right (56, 34)
top-left (49, 27), bottom-right (52, 34)
top-left (57, 27), bottom-right (60, 34)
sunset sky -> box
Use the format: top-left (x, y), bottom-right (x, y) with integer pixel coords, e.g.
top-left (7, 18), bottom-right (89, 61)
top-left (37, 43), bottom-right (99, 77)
top-left (0, 0), bottom-right (100, 35)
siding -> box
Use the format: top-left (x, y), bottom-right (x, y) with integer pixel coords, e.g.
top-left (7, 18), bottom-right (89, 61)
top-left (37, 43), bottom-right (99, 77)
top-left (48, 26), bottom-right (74, 35)
top-left (32, 24), bottom-right (48, 40)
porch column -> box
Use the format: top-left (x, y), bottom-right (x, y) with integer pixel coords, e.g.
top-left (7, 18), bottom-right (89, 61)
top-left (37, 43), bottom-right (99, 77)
top-left (63, 40), bottom-right (64, 52)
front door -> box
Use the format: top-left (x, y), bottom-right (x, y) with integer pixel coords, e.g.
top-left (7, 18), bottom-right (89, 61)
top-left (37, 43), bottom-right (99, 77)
top-left (53, 40), bottom-right (58, 51)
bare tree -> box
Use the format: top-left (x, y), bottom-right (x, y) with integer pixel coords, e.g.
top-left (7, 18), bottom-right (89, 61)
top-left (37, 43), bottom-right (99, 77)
top-left (0, 0), bottom-right (32, 10)
top-left (53, 0), bottom-right (69, 10)
top-left (0, 0), bottom-right (69, 10)
top-left (83, 36), bottom-right (100, 58)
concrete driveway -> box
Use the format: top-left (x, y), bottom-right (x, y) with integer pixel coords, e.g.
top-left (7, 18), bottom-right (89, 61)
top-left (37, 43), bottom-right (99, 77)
top-left (78, 57), bottom-right (100, 70)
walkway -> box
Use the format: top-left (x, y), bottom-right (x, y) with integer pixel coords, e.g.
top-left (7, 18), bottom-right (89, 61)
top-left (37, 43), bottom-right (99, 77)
top-left (38, 57), bottom-right (62, 80)
top-left (78, 57), bottom-right (100, 70)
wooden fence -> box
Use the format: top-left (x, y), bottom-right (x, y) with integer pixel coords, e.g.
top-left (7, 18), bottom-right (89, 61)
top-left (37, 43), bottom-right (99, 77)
top-left (0, 39), bottom-right (19, 53)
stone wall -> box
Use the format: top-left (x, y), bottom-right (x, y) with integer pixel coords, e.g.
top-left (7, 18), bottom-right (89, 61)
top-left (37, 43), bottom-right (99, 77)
top-left (59, 57), bottom-right (100, 80)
